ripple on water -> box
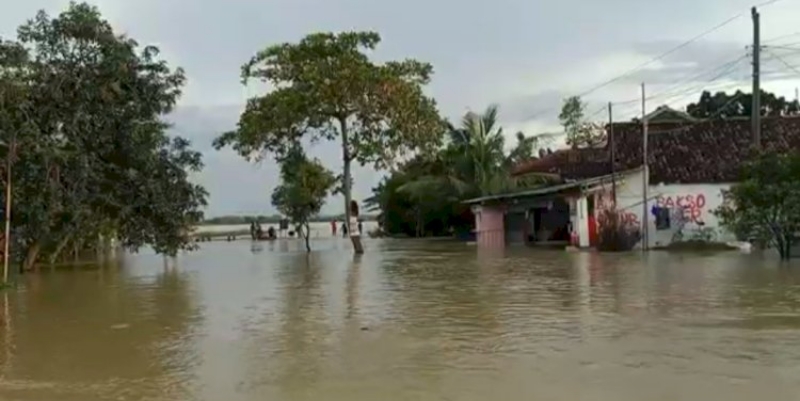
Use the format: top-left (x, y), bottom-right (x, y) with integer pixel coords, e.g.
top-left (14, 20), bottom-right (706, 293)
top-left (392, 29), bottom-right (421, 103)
top-left (0, 242), bottom-right (799, 400)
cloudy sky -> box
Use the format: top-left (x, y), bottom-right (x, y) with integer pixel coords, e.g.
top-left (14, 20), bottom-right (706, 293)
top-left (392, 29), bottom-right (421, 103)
top-left (2, 0), bottom-right (800, 216)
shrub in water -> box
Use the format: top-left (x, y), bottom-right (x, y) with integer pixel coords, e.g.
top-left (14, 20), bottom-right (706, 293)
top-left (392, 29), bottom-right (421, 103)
top-left (596, 208), bottom-right (642, 252)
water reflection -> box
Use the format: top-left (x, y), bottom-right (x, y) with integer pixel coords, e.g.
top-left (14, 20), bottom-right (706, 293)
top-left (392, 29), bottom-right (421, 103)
top-left (0, 240), bottom-right (800, 400)
top-left (0, 256), bottom-right (201, 400)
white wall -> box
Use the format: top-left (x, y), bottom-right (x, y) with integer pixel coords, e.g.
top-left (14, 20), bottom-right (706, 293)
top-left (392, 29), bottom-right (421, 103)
top-left (648, 182), bottom-right (735, 247)
top-left (593, 169), bottom-right (735, 248)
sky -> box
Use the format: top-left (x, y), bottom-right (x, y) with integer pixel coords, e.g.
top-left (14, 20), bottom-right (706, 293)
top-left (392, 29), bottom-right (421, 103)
top-left (2, 0), bottom-right (800, 216)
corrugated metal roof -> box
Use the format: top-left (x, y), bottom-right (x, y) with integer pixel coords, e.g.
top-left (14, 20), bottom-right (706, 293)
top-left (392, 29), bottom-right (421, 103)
top-left (462, 170), bottom-right (634, 205)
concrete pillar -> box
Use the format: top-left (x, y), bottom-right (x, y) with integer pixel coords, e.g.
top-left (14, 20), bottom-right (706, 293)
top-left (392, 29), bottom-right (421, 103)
top-left (577, 195), bottom-right (591, 248)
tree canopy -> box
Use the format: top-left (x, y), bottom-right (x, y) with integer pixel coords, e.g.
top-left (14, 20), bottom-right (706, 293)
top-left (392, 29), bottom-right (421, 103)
top-left (559, 96), bottom-right (605, 148)
top-left (559, 96), bottom-right (584, 147)
top-left (714, 151), bottom-right (800, 260)
top-left (367, 105), bottom-right (549, 237)
top-left (686, 89), bottom-right (800, 119)
top-left (213, 31), bottom-right (444, 252)
top-left (0, 2), bottom-right (207, 270)
top-left (271, 145), bottom-right (336, 252)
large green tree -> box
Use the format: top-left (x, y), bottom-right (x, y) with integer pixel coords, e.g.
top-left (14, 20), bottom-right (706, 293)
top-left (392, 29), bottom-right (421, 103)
top-left (0, 2), bottom-right (207, 271)
top-left (370, 105), bottom-right (548, 237)
top-left (399, 105), bottom-right (542, 200)
top-left (559, 96), bottom-right (584, 148)
top-left (213, 31), bottom-right (444, 253)
top-left (714, 151), bottom-right (800, 260)
top-left (558, 96), bottom-right (605, 148)
top-left (686, 89), bottom-right (800, 118)
top-left (271, 145), bottom-right (336, 252)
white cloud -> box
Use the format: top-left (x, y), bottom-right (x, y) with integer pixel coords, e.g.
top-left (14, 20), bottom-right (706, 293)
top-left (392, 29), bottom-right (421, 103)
top-left (4, 0), bottom-right (800, 215)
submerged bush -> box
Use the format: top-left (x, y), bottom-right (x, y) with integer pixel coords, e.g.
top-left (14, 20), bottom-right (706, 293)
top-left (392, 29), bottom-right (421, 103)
top-left (596, 209), bottom-right (641, 252)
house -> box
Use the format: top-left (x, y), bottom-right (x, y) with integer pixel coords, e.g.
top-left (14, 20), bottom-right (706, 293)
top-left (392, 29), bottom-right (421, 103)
top-left (642, 105), bottom-right (699, 124)
top-left (467, 116), bottom-right (800, 249)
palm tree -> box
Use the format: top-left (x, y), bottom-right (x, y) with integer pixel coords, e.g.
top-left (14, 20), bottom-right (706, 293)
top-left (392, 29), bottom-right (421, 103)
top-left (399, 104), bottom-right (551, 200)
top-left (454, 105), bottom-right (508, 195)
top-left (375, 105), bottom-right (555, 237)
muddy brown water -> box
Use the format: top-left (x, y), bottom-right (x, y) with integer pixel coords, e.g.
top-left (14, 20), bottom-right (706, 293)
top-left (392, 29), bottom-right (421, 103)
top-left (0, 238), bottom-right (800, 400)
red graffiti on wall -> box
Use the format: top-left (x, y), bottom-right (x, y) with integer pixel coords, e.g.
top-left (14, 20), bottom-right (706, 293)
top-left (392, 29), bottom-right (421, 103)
top-left (594, 191), bottom-right (639, 227)
top-left (656, 194), bottom-right (706, 223)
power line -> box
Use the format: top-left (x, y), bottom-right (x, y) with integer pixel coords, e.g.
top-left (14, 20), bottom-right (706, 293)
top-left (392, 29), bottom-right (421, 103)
top-left (763, 31), bottom-right (800, 44)
top-left (620, 91), bottom-right (750, 138)
top-left (576, 15), bottom-right (744, 97)
top-left (586, 104), bottom-right (607, 120)
top-left (663, 53), bottom-right (751, 115)
top-left (756, 0), bottom-right (787, 7)
top-left (613, 57), bottom-right (752, 122)
top-left (526, 10), bottom-right (748, 121)
top-left (764, 43), bottom-right (800, 52)
top-left (612, 53), bottom-right (748, 107)
top-left (764, 48), bottom-right (800, 75)
top-left (656, 58), bottom-right (749, 103)
top-left (649, 55), bottom-right (747, 101)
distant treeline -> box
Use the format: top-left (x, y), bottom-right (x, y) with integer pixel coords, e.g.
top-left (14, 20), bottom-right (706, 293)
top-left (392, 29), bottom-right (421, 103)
top-left (201, 214), bottom-right (378, 225)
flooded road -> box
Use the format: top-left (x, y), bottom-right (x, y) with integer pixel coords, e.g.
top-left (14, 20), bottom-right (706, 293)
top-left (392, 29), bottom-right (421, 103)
top-left (1, 239), bottom-right (800, 400)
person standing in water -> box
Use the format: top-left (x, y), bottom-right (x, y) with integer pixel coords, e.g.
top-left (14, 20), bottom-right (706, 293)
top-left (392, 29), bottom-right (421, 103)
top-left (349, 200), bottom-right (364, 253)
top-left (331, 220), bottom-right (337, 236)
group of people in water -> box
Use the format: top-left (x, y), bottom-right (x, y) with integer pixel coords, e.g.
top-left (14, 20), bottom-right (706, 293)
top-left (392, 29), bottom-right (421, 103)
top-left (329, 219), bottom-right (362, 237)
top-left (249, 202), bottom-right (364, 241)
top-left (249, 221), bottom-right (276, 241)
top-left (249, 219), bottom-right (362, 240)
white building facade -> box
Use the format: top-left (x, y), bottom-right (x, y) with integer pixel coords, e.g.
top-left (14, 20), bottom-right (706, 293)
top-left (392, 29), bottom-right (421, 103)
top-left (587, 168), bottom-right (736, 249)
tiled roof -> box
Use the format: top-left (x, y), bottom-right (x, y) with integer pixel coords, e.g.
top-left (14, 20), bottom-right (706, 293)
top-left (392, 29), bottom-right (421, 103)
top-left (512, 117), bottom-right (800, 184)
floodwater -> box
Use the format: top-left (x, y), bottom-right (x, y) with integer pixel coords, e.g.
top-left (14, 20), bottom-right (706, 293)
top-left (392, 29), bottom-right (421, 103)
top-left (194, 221), bottom-right (380, 237)
top-left (1, 239), bottom-right (800, 401)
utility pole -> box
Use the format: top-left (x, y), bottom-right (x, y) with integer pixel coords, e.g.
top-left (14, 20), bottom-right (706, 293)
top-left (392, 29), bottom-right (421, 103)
top-left (2, 137), bottom-right (12, 284)
top-left (752, 6), bottom-right (761, 150)
top-left (641, 83), bottom-right (649, 251)
top-left (608, 102), bottom-right (616, 206)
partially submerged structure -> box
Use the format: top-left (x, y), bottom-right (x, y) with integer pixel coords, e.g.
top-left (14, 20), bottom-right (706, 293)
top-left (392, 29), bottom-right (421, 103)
top-left (466, 116), bottom-right (800, 249)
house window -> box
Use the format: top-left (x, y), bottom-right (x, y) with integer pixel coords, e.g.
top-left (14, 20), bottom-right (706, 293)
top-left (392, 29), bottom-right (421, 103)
top-left (654, 207), bottom-right (670, 230)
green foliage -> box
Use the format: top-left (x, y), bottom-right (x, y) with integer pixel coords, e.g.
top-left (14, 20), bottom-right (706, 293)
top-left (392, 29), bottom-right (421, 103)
top-left (212, 31), bottom-right (445, 250)
top-left (558, 96), bottom-right (605, 148)
top-left (366, 155), bottom-right (473, 237)
top-left (559, 96), bottom-right (584, 147)
top-left (0, 2), bottom-right (207, 269)
top-left (271, 145), bottom-right (336, 252)
top-left (596, 209), bottom-right (642, 252)
top-left (369, 105), bottom-right (549, 237)
top-left (507, 131), bottom-right (539, 167)
top-left (714, 151), bottom-right (800, 260)
top-left (686, 89), bottom-right (800, 119)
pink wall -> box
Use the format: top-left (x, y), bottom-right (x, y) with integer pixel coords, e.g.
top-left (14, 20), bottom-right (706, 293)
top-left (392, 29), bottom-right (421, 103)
top-left (475, 205), bottom-right (505, 248)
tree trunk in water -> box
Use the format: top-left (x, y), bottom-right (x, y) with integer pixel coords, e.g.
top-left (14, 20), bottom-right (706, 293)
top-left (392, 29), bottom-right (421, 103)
top-left (340, 117), bottom-right (363, 254)
top-left (49, 234), bottom-right (73, 265)
top-left (416, 208), bottom-right (422, 237)
top-left (303, 222), bottom-right (311, 253)
top-left (23, 242), bottom-right (40, 273)
top-left (780, 237), bottom-right (792, 260)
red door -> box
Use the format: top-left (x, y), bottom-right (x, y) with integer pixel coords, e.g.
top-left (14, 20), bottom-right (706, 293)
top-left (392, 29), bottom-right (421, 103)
top-left (588, 215), bottom-right (598, 246)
